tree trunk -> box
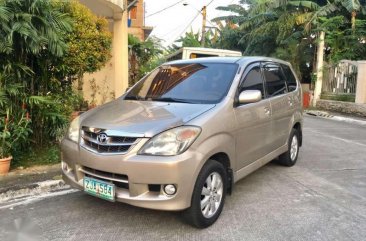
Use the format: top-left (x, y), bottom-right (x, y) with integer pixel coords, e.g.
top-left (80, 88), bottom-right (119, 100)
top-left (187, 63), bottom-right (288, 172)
top-left (352, 11), bottom-right (357, 33)
top-left (312, 31), bottom-right (325, 107)
top-left (201, 6), bottom-right (207, 47)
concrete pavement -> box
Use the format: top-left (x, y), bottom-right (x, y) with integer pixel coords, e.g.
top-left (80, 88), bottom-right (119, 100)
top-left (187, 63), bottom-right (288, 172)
top-left (0, 116), bottom-right (365, 241)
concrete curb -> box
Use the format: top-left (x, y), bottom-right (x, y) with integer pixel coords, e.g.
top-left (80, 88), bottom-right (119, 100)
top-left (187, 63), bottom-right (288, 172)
top-left (305, 110), bottom-right (366, 126)
top-left (0, 179), bottom-right (69, 204)
top-left (1, 164), bottom-right (60, 177)
top-left (305, 110), bottom-right (334, 118)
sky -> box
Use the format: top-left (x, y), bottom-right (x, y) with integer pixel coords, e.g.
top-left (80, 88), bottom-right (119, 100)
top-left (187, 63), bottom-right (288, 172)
top-left (144, 0), bottom-right (239, 46)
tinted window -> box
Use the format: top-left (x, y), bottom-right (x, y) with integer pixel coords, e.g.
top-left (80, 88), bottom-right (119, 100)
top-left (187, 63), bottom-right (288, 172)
top-left (282, 64), bottom-right (297, 92)
top-left (262, 63), bottom-right (287, 97)
top-left (125, 63), bottom-right (238, 104)
top-left (240, 65), bottom-right (265, 98)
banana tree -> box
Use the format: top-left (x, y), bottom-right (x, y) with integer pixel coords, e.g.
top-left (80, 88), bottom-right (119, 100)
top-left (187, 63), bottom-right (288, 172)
top-left (334, 0), bottom-right (364, 31)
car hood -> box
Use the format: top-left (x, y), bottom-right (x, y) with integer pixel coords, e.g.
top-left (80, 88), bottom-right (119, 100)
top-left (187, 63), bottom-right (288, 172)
top-left (80, 99), bottom-right (215, 137)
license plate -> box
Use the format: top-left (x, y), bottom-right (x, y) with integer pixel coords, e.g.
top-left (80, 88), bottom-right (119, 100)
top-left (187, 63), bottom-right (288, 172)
top-left (84, 176), bottom-right (115, 202)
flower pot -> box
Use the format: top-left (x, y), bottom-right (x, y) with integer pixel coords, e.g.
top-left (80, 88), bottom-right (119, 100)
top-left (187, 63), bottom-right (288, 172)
top-left (0, 156), bottom-right (12, 175)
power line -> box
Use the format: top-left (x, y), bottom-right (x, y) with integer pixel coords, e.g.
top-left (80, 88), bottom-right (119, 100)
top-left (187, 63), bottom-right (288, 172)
top-left (188, 4), bottom-right (217, 28)
top-left (146, 0), bottom-right (186, 18)
top-left (167, 11), bottom-right (201, 46)
top-left (158, 22), bottom-right (189, 40)
top-left (167, 0), bottom-right (217, 45)
top-left (206, 0), bottom-right (216, 7)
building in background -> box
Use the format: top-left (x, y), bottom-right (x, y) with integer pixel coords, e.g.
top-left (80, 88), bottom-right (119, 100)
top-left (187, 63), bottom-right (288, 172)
top-left (128, 0), bottom-right (153, 41)
top-left (77, 0), bottom-right (152, 106)
top-left (77, 0), bottom-right (128, 106)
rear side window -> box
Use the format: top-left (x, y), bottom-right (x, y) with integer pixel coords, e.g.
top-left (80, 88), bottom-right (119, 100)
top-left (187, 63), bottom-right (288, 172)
top-left (262, 63), bottom-right (287, 97)
top-left (282, 64), bottom-right (298, 92)
top-left (240, 65), bottom-right (265, 98)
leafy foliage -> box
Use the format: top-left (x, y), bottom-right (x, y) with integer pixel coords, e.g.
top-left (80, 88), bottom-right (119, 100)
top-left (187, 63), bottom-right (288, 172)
top-left (128, 35), bottom-right (163, 85)
top-left (176, 31), bottom-right (202, 47)
top-left (57, 1), bottom-right (112, 78)
top-left (0, 0), bottom-right (112, 165)
top-left (212, 0), bottom-right (366, 82)
top-left (12, 144), bottom-right (61, 168)
top-left (0, 73), bottom-right (32, 158)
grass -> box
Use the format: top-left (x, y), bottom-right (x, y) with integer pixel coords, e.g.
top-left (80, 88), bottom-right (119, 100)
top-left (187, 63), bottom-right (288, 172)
top-left (11, 144), bottom-right (61, 170)
top-left (321, 93), bottom-right (355, 102)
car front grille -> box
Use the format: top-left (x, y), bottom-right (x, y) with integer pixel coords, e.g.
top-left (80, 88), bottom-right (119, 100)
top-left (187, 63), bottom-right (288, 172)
top-left (80, 166), bottom-right (129, 189)
top-left (81, 127), bottom-right (139, 154)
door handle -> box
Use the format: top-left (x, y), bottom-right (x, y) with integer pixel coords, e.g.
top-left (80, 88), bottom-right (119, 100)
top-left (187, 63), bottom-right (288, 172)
top-left (288, 97), bottom-right (293, 106)
top-left (264, 107), bottom-right (271, 116)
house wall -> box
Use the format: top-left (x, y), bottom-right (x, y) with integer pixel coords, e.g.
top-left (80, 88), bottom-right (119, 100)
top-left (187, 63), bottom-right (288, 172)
top-left (356, 61), bottom-right (366, 104)
top-left (128, 0), bottom-right (151, 41)
top-left (129, 0), bottom-right (144, 28)
top-left (78, 0), bottom-right (129, 106)
top-left (82, 57), bottom-right (115, 106)
top-left (79, 0), bottom-right (153, 106)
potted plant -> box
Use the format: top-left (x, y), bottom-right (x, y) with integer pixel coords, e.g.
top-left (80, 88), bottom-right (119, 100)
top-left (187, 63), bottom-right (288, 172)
top-left (0, 110), bottom-right (13, 174)
top-left (0, 75), bottom-right (32, 175)
top-left (0, 108), bottom-right (32, 175)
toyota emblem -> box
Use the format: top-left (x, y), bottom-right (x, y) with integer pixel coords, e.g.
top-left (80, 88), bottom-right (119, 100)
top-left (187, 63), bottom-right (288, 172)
top-left (97, 133), bottom-right (108, 144)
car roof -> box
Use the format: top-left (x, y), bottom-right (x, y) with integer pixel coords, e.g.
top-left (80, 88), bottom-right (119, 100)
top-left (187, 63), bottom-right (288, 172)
top-left (165, 56), bottom-right (291, 67)
top-left (166, 57), bottom-right (242, 65)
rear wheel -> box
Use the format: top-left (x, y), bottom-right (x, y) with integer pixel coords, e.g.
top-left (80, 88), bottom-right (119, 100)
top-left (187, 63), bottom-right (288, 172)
top-left (278, 128), bottom-right (300, 167)
top-left (184, 159), bottom-right (227, 228)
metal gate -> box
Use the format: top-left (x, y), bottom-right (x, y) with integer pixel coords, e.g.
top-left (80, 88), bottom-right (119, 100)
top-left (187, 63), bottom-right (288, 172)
top-left (322, 60), bottom-right (358, 96)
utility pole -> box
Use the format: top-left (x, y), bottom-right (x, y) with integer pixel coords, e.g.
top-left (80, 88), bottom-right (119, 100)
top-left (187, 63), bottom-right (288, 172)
top-left (313, 31), bottom-right (325, 107)
top-left (201, 6), bottom-right (207, 47)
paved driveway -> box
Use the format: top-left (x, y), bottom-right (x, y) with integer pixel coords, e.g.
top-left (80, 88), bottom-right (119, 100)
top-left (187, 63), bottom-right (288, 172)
top-left (1, 116), bottom-right (366, 241)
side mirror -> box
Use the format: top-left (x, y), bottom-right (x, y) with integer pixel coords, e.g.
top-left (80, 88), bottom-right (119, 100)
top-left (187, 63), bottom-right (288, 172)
top-left (238, 90), bottom-right (262, 105)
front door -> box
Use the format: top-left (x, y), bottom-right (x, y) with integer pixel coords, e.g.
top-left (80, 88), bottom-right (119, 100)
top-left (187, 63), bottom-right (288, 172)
top-left (234, 63), bottom-right (272, 170)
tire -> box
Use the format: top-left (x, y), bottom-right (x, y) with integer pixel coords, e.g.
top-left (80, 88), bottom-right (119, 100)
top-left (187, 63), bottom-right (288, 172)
top-left (183, 159), bottom-right (227, 228)
top-left (278, 128), bottom-right (300, 167)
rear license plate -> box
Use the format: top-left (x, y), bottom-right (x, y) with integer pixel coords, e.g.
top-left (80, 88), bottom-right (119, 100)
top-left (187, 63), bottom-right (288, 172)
top-left (84, 176), bottom-right (115, 202)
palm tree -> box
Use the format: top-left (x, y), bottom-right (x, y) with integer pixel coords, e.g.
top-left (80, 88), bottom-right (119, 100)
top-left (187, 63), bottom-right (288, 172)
top-left (213, 3), bottom-right (249, 25)
top-left (0, 0), bottom-right (72, 80)
top-left (0, 0), bottom-right (73, 145)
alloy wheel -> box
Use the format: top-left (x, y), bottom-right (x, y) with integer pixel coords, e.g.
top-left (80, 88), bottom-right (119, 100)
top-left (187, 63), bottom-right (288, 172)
top-left (200, 172), bottom-right (224, 218)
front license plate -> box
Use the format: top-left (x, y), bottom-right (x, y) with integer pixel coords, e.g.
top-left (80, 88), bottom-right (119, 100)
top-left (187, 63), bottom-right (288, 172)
top-left (84, 176), bottom-right (115, 202)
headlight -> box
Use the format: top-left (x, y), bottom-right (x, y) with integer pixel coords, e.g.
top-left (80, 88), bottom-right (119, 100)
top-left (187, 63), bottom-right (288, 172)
top-left (139, 126), bottom-right (201, 156)
top-left (68, 116), bottom-right (80, 143)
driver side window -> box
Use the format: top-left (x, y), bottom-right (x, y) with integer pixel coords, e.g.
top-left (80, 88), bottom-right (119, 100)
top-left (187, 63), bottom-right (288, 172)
top-left (239, 64), bottom-right (265, 98)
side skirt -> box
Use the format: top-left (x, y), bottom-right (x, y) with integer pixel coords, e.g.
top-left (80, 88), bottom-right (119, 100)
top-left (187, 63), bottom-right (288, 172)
top-left (233, 144), bottom-right (288, 183)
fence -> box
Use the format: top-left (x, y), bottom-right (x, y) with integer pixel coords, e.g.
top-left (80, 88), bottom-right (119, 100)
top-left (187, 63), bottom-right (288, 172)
top-left (322, 60), bottom-right (358, 102)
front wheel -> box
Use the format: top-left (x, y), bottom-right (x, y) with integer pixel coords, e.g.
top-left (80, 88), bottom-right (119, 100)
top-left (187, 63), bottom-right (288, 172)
top-left (183, 159), bottom-right (227, 228)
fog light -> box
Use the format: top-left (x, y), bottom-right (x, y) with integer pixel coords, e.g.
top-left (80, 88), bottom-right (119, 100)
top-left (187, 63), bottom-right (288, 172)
top-left (164, 184), bottom-right (176, 195)
top-left (62, 161), bottom-right (71, 172)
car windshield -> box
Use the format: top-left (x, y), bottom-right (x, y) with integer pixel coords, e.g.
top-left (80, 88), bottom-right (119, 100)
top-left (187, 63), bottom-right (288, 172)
top-left (125, 63), bottom-right (238, 104)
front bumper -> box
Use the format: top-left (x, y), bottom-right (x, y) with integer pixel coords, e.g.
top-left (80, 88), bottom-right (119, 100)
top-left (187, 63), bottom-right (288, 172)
top-left (61, 138), bottom-right (204, 211)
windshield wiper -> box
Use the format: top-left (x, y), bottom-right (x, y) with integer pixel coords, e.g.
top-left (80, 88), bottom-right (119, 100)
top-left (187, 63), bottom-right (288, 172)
top-left (151, 97), bottom-right (194, 103)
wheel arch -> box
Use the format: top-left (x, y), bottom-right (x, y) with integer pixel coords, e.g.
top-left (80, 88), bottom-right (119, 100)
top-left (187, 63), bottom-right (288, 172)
top-left (207, 152), bottom-right (233, 195)
top-left (293, 122), bottom-right (303, 146)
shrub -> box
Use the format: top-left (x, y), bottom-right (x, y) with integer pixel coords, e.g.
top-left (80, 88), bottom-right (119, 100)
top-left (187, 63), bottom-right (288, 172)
top-left (0, 0), bottom-right (112, 166)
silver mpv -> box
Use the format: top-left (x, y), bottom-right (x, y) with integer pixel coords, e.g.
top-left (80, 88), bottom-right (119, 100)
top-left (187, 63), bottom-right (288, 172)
top-left (61, 57), bottom-right (303, 228)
